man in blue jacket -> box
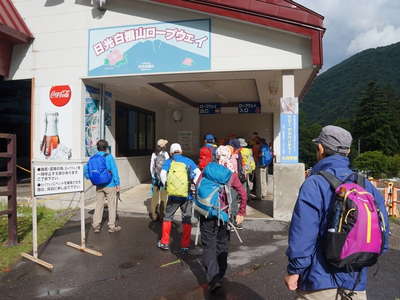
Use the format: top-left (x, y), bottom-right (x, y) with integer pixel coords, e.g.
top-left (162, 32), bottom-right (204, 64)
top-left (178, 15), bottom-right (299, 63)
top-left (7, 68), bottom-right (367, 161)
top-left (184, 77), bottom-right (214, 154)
top-left (84, 139), bottom-right (121, 233)
top-left (284, 125), bottom-right (389, 299)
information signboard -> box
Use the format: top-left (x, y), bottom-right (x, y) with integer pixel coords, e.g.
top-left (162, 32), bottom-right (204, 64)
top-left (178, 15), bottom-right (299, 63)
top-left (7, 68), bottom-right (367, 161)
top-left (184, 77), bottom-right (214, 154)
top-left (199, 103), bottom-right (221, 114)
top-left (238, 102), bottom-right (261, 114)
top-left (280, 97), bottom-right (299, 163)
top-left (280, 113), bottom-right (299, 163)
top-left (88, 19), bottom-right (211, 76)
top-left (34, 163), bottom-right (84, 196)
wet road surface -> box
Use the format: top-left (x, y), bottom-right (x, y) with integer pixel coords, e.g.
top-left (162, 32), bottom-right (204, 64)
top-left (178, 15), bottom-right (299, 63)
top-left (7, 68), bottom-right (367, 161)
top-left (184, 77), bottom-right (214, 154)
top-left (0, 213), bottom-right (399, 300)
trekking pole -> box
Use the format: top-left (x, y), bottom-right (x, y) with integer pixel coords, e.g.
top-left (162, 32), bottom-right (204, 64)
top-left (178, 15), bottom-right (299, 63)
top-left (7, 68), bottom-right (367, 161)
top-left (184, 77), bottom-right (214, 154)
top-left (190, 183), bottom-right (201, 246)
top-left (195, 217), bottom-right (200, 246)
top-left (228, 221), bottom-right (243, 244)
top-left (158, 185), bottom-right (162, 211)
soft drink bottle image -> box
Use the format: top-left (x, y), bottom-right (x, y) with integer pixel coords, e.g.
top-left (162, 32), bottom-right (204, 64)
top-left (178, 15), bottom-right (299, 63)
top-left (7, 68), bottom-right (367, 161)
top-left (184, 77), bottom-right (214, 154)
top-left (40, 112), bottom-right (60, 157)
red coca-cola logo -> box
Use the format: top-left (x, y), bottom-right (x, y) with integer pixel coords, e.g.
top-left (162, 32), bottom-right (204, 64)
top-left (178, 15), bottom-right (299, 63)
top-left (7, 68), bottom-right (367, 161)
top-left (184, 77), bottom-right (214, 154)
top-left (49, 85), bottom-right (71, 107)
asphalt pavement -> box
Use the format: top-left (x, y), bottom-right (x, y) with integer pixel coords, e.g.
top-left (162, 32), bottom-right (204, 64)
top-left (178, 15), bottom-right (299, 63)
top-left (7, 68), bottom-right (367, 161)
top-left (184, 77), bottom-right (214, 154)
top-left (0, 211), bottom-right (399, 299)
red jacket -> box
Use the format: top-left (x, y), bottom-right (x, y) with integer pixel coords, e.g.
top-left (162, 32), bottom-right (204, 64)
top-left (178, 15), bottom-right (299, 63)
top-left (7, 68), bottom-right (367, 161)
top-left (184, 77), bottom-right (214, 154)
top-left (198, 144), bottom-right (216, 170)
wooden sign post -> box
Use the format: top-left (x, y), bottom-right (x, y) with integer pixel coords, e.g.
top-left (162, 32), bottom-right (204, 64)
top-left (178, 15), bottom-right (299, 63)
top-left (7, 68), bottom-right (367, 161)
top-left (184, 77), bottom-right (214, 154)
top-left (66, 190), bottom-right (102, 256)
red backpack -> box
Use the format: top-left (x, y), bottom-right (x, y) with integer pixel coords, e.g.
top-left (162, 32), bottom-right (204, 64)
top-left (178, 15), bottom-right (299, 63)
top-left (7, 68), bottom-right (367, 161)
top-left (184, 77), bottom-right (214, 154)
top-left (198, 145), bottom-right (217, 170)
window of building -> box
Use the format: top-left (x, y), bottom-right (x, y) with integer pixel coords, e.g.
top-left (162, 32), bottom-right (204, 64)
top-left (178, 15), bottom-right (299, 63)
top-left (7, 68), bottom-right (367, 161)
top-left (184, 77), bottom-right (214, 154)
top-left (116, 101), bottom-right (155, 156)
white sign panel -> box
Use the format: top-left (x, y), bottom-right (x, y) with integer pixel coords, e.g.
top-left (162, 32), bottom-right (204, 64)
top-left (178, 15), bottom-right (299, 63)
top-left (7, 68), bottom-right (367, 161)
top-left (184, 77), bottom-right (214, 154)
top-left (34, 164), bottom-right (84, 196)
top-left (37, 85), bottom-right (74, 161)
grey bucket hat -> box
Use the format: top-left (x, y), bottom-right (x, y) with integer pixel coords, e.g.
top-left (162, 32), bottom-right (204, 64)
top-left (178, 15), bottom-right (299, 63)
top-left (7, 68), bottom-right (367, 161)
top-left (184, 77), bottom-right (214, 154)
top-left (312, 125), bottom-right (352, 154)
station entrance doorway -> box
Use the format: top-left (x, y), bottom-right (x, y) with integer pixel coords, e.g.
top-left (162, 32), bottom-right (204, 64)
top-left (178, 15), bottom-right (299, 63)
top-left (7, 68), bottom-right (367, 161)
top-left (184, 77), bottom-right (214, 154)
top-left (84, 70), bottom-right (278, 216)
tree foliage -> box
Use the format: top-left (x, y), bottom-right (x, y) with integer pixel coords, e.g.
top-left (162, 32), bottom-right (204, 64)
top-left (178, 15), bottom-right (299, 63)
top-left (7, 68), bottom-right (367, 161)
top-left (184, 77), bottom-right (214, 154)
top-left (299, 42), bottom-right (400, 177)
top-left (353, 151), bottom-right (389, 178)
top-left (352, 82), bottom-right (400, 155)
top-left (353, 152), bottom-right (400, 179)
top-left (302, 42), bottom-right (400, 124)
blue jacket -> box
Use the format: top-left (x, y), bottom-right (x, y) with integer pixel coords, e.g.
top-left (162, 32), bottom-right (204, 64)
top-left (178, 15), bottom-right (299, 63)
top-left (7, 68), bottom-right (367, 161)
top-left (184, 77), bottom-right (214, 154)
top-left (286, 155), bottom-right (389, 291)
top-left (84, 151), bottom-right (120, 188)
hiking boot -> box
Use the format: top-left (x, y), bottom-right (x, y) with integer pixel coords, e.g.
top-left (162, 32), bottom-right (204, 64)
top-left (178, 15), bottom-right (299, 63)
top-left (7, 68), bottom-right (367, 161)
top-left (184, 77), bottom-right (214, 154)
top-left (108, 225), bottom-right (122, 233)
top-left (236, 223), bottom-right (244, 230)
top-left (157, 241), bottom-right (169, 250)
top-left (208, 279), bottom-right (223, 293)
top-left (93, 226), bottom-right (101, 233)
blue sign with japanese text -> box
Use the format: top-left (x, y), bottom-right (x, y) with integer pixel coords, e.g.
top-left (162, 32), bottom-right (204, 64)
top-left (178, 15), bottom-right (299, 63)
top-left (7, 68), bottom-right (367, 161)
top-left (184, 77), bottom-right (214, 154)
top-left (88, 19), bottom-right (211, 76)
top-left (238, 102), bottom-right (261, 114)
top-left (280, 113), bottom-right (299, 163)
top-left (199, 103), bottom-right (221, 114)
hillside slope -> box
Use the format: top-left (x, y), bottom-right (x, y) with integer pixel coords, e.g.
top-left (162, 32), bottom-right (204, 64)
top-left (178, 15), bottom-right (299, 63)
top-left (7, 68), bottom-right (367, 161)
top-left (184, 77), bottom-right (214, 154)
top-left (301, 42), bottom-right (400, 124)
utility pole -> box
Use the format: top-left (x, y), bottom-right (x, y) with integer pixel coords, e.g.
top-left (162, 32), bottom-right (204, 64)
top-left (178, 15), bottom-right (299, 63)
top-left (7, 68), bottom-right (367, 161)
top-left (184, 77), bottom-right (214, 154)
top-left (358, 139), bottom-right (361, 155)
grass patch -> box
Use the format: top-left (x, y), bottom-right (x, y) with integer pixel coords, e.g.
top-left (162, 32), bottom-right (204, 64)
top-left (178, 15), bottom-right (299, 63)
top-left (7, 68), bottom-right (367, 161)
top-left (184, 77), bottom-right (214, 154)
top-left (0, 204), bottom-right (75, 272)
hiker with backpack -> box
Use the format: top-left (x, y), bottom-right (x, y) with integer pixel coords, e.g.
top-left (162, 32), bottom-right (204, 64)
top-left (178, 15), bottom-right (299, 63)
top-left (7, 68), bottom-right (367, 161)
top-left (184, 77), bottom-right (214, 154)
top-left (255, 138), bottom-right (272, 199)
top-left (238, 138), bottom-right (256, 199)
top-left (284, 125), bottom-right (389, 300)
top-left (84, 139), bottom-right (121, 233)
top-left (149, 139), bottom-right (169, 221)
top-left (157, 143), bottom-right (201, 253)
top-left (217, 143), bottom-right (246, 230)
top-left (198, 133), bottom-right (217, 170)
top-left (194, 158), bottom-right (247, 292)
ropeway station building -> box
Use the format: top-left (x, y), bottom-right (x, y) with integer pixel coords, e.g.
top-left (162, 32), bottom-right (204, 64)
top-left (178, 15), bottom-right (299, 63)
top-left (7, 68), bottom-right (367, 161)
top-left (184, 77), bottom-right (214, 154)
top-left (0, 0), bottom-right (325, 220)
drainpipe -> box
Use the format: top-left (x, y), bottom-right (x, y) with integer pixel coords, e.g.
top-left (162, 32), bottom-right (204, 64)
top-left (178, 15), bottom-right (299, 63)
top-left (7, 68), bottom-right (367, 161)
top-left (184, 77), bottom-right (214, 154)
top-left (100, 84), bottom-right (105, 139)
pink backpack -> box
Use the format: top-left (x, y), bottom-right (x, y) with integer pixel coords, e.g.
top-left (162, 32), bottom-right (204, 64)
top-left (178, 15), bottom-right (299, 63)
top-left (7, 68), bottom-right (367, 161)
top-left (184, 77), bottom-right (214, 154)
top-left (319, 171), bottom-right (386, 270)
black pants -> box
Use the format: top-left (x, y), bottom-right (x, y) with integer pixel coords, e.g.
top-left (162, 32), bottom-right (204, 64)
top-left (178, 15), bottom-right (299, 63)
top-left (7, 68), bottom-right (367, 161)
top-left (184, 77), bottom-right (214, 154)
top-left (164, 197), bottom-right (192, 224)
top-left (200, 216), bottom-right (230, 283)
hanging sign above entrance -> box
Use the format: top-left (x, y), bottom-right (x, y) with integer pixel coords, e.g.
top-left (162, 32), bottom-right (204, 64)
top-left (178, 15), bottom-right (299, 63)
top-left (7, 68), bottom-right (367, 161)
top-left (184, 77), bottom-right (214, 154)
top-left (238, 102), bottom-right (261, 114)
top-left (199, 103), bottom-right (221, 114)
top-left (88, 19), bottom-right (211, 76)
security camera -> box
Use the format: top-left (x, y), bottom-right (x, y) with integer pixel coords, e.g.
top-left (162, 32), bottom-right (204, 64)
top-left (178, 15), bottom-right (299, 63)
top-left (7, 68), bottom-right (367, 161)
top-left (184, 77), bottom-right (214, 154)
top-left (91, 0), bottom-right (107, 11)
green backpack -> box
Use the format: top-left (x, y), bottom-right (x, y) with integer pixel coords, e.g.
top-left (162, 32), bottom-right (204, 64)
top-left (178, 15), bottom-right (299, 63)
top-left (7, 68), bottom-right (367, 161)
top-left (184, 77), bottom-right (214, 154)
top-left (166, 160), bottom-right (189, 197)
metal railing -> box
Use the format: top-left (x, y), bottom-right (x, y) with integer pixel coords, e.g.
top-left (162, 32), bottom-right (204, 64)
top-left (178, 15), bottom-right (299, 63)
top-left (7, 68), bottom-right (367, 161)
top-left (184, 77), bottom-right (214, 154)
top-left (0, 134), bottom-right (17, 246)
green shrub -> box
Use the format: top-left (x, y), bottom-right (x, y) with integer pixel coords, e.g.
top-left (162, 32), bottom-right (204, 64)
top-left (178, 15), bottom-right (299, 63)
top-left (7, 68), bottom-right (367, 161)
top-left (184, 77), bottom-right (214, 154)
top-left (353, 151), bottom-right (389, 178)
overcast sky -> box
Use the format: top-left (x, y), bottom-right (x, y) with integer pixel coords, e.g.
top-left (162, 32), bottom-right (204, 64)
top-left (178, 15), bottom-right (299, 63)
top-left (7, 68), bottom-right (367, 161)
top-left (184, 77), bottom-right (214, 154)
top-left (295, 0), bottom-right (400, 71)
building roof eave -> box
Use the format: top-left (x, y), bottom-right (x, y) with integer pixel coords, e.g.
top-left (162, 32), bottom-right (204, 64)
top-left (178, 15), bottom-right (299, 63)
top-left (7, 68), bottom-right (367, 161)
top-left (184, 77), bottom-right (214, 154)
top-left (149, 0), bottom-right (324, 68)
top-left (0, 0), bottom-right (34, 44)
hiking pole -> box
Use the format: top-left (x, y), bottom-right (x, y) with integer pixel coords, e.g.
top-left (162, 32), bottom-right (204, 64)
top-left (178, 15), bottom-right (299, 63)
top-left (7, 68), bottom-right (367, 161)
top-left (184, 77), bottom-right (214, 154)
top-left (228, 221), bottom-right (244, 244)
top-left (116, 191), bottom-right (121, 224)
top-left (158, 185), bottom-right (162, 218)
top-left (190, 183), bottom-right (201, 246)
top-left (195, 217), bottom-right (200, 246)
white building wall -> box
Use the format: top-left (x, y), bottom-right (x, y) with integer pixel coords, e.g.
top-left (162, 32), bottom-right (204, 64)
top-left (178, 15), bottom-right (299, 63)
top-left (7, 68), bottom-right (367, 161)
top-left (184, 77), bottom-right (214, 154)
top-left (9, 0), bottom-right (312, 199)
top-left (11, 0), bottom-right (312, 81)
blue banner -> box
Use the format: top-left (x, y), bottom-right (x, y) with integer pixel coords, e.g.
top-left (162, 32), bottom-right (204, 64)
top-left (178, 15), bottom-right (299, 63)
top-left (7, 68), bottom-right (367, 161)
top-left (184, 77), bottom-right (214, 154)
top-left (280, 113), bottom-right (298, 163)
top-left (238, 102), bottom-right (260, 114)
top-left (199, 103), bottom-right (221, 114)
top-left (88, 19), bottom-right (211, 76)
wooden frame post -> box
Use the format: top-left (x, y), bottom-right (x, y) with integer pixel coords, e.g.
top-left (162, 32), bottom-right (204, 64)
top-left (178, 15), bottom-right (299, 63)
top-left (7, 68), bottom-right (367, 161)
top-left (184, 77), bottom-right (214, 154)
top-left (66, 191), bottom-right (102, 256)
top-left (21, 195), bottom-right (54, 270)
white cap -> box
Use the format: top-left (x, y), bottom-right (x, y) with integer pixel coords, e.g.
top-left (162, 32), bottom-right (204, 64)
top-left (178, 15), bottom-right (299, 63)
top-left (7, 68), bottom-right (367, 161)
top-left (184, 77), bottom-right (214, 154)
top-left (170, 143), bottom-right (182, 154)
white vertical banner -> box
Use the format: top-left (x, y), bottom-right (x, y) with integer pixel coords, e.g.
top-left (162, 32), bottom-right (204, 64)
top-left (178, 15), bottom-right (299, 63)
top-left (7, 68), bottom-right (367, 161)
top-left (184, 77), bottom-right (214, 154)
top-left (280, 97), bottom-right (299, 163)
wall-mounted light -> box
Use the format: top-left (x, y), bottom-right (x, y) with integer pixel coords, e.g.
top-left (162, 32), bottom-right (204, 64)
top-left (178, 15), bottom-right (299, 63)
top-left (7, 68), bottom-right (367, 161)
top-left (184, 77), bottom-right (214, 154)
top-left (91, 0), bottom-right (107, 11)
top-left (268, 80), bottom-right (280, 96)
top-left (172, 110), bottom-right (183, 122)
